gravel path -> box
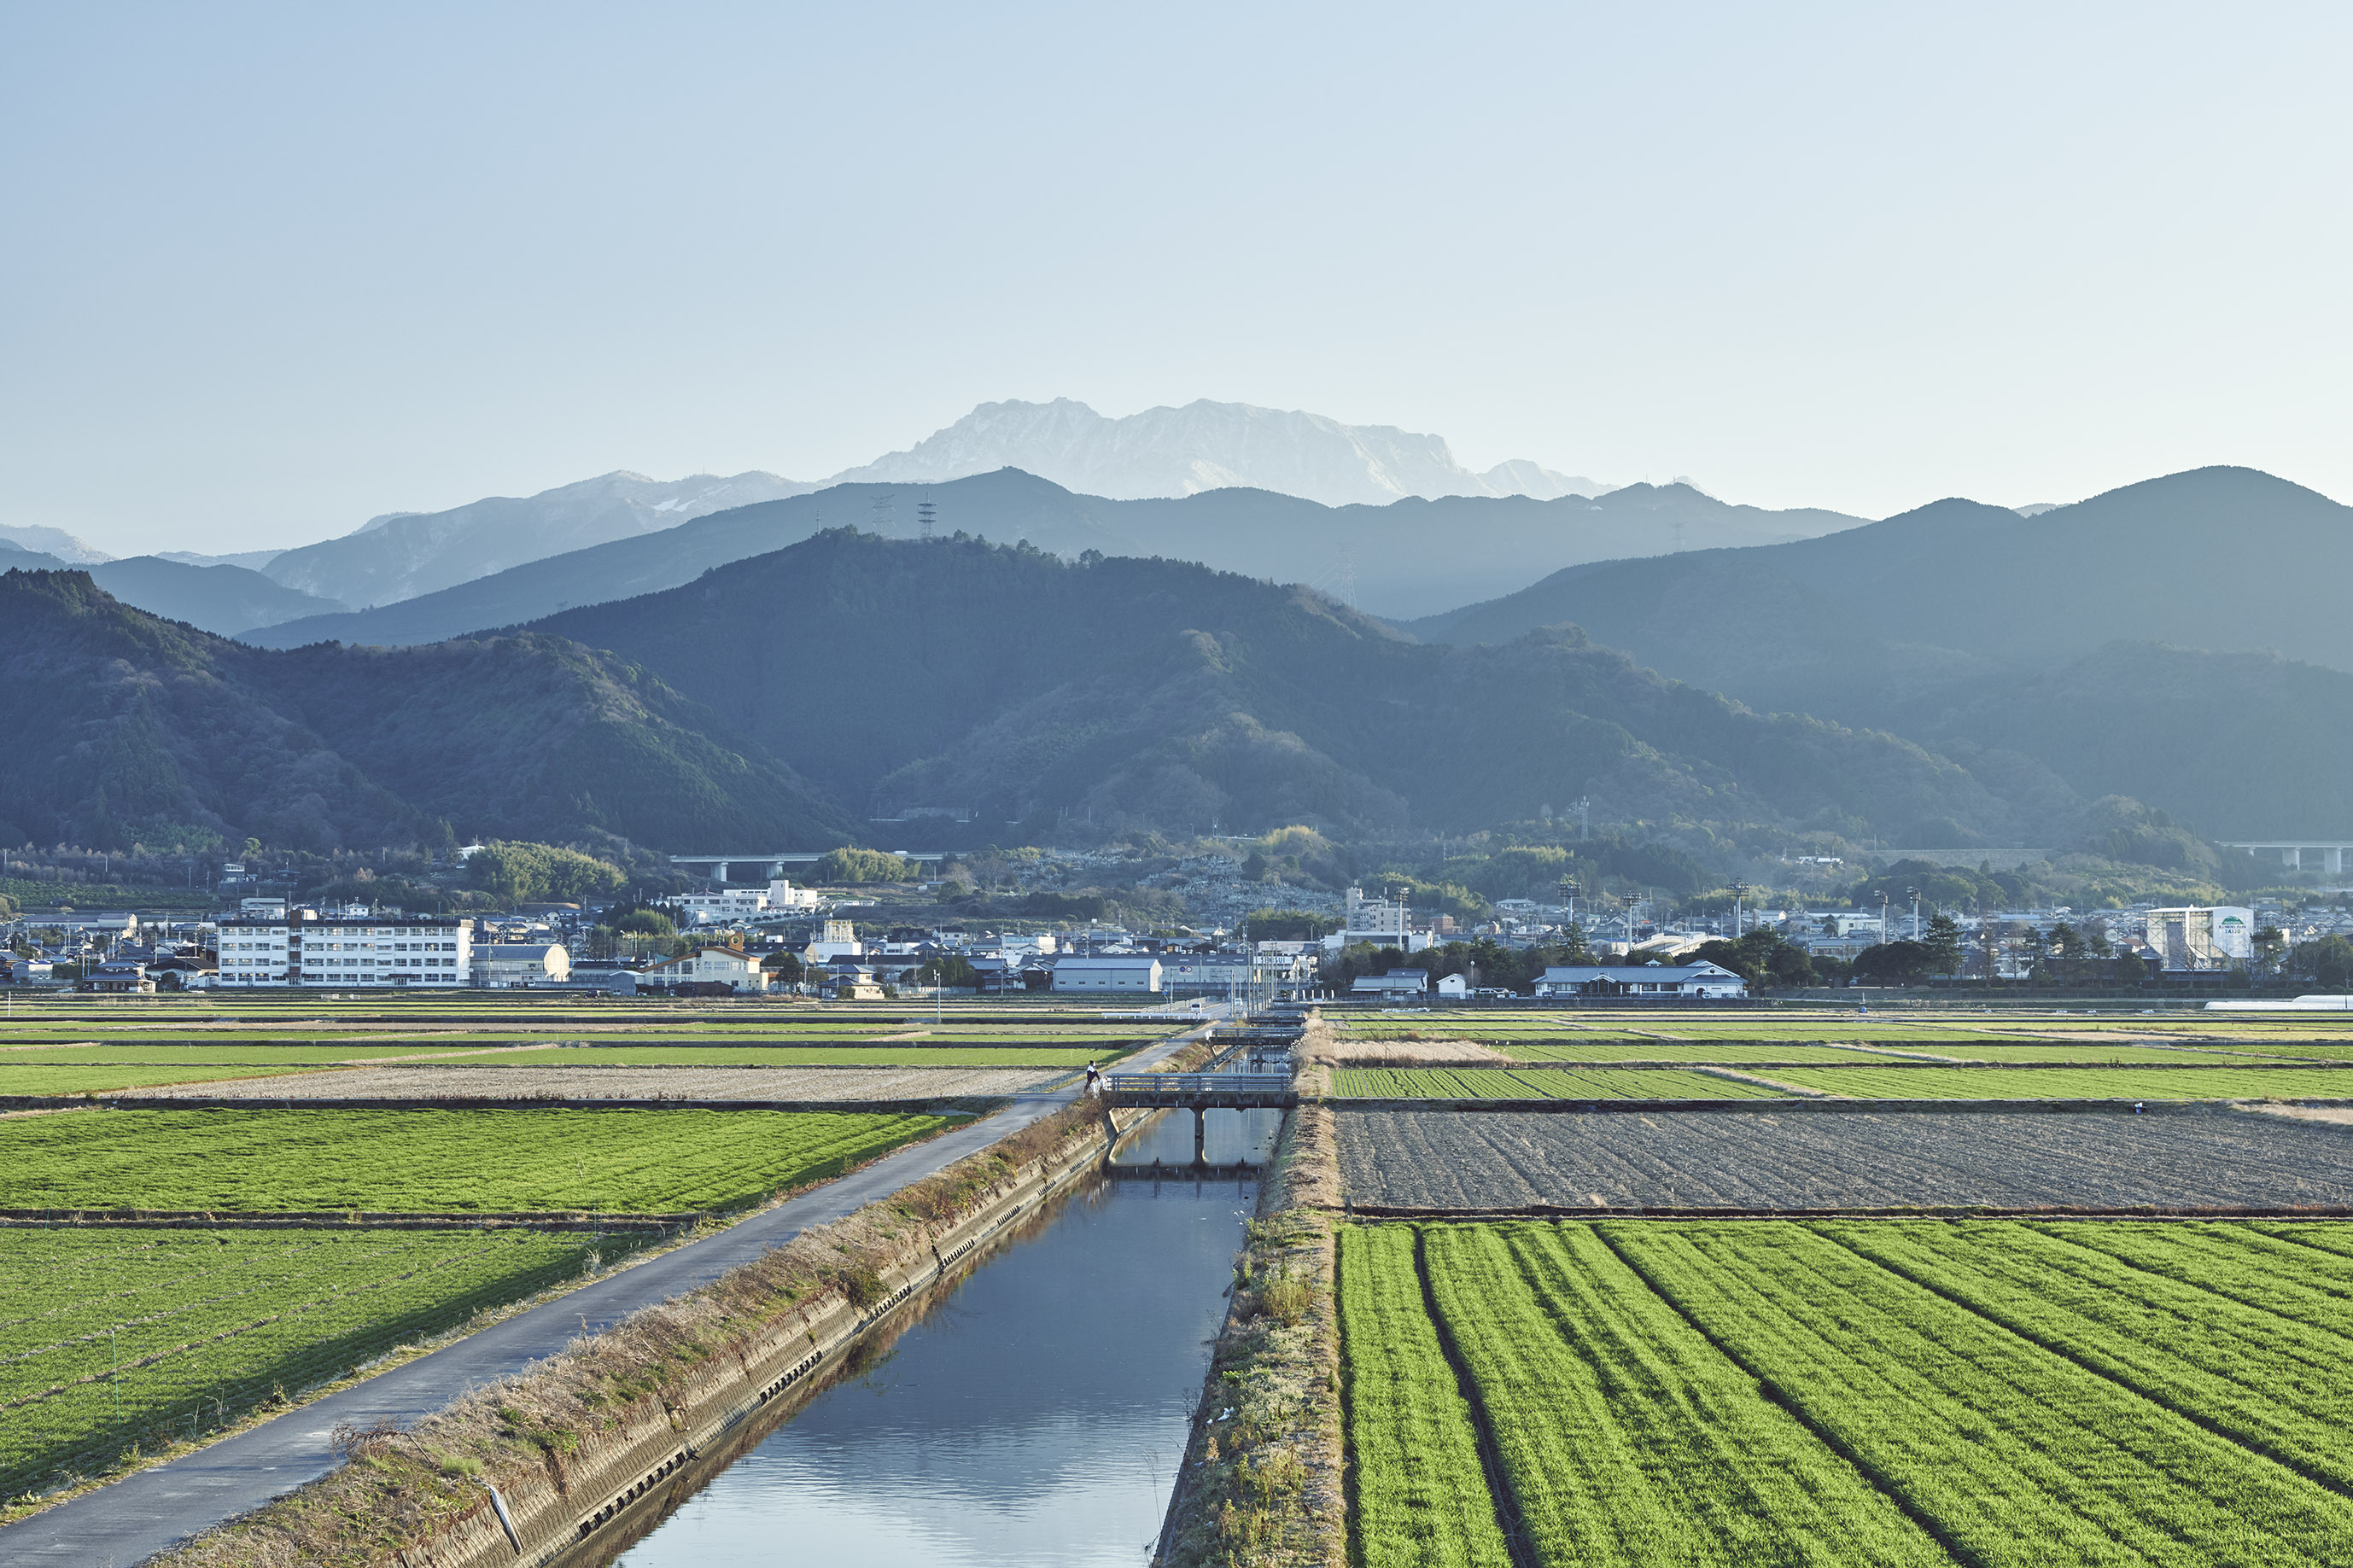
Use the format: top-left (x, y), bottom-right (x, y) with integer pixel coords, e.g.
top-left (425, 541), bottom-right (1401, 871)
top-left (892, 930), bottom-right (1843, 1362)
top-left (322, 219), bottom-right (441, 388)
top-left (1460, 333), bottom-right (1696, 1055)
top-left (131, 1064), bottom-right (1065, 1101)
top-left (1334, 1107), bottom-right (2353, 1210)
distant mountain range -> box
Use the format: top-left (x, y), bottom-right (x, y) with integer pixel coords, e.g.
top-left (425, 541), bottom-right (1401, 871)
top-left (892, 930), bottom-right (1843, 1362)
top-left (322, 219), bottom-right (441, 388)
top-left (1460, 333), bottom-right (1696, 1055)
top-left (826, 398), bottom-right (1609, 506)
top-left (1404, 466), bottom-right (2353, 839)
top-left (40, 398), bottom-right (1618, 625)
top-left (15, 510), bottom-right (2353, 861)
top-left (0, 525), bottom-right (110, 564)
top-left (237, 469), bottom-right (1854, 644)
top-left (0, 541), bottom-right (345, 636)
top-left (258, 469), bottom-right (814, 609)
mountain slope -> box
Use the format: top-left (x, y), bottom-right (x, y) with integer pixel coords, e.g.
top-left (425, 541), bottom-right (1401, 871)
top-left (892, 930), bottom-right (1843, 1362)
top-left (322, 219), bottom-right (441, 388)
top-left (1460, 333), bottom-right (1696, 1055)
top-left (260, 469), bottom-right (815, 609)
top-left (241, 469), bottom-right (1862, 644)
top-left (824, 397), bottom-right (1609, 506)
top-left (1410, 468), bottom-right (2353, 704)
top-left (86, 557), bottom-right (344, 637)
top-left (0, 569), bottom-right (856, 852)
top-left (1881, 643), bottom-right (2353, 842)
top-left (0, 524), bottom-right (110, 564)
top-left (526, 529), bottom-right (2028, 845)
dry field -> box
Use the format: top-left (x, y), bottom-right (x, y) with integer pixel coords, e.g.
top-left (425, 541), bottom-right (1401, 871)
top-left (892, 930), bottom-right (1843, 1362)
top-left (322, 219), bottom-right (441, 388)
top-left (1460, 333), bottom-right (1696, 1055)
top-left (130, 1064), bottom-right (1062, 1102)
top-left (1333, 1106), bottom-right (2353, 1211)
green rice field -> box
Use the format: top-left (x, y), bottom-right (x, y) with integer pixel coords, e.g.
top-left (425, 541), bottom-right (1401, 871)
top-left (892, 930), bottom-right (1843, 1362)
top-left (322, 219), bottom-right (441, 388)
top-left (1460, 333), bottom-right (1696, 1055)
top-left (1341, 1219), bottom-right (2353, 1566)
top-left (0, 1227), bottom-right (634, 1501)
top-left (1328, 1068), bottom-right (1785, 1100)
top-left (0, 1107), bottom-right (951, 1214)
top-left (1765, 1065), bottom-right (2353, 1100)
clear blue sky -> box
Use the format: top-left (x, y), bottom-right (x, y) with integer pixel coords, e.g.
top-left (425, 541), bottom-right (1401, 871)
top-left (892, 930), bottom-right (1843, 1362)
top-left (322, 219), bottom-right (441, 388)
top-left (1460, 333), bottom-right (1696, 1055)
top-left (4, 2), bottom-right (2348, 553)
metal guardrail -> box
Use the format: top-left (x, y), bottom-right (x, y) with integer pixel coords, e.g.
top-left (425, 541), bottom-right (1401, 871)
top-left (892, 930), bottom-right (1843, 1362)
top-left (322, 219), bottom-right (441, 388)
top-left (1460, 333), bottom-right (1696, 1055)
top-left (1098, 1071), bottom-right (1295, 1105)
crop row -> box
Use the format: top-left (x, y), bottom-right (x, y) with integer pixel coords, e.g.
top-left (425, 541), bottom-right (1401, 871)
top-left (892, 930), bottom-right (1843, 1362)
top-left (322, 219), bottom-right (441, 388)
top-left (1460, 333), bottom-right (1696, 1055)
top-left (0, 1227), bottom-right (622, 1500)
top-left (1328, 1068), bottom-right (1784, 1100)
top-left (1767, 1065), bottom-right (2353, 1099)
top-left (0, 1107), bottom-right (949, 1214)
top-left (1342, 1218), bottom-right (2353, 1565)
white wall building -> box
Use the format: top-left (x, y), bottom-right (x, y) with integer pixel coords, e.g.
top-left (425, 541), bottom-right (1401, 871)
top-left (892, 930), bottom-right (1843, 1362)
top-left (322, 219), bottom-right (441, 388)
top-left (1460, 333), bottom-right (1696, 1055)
top-left (643, 947), bottom-right (769, 991)
top-left (471, 943), bottom-right (571, 987)
top-left (1533, 962), bottom-right (1748, 1000)
top-left (215, 916), bottom-right (473, 988)
top-left (1052, 956), bottom-right (1164, 993)
top-left (671, 879), bottom-right (825, 926)
top-left (2145, 906), bottom-right (2256, 971)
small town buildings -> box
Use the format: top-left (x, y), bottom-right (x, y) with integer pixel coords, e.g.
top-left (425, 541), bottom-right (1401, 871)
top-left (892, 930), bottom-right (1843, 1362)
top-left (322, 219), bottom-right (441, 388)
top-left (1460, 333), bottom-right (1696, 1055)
top-left (470, 943), bottom-right (572, 987)
top-left (1051, 956), bottom-right (1164, 994)
top-left (672, 880), bottom-right (824, 926)
top-left (642, 947), bottom-right (768, 993)
top-left (1532, 962), bottom-right (1748, 1000)
top-left (1352, 969), bottom-right (1430, 998)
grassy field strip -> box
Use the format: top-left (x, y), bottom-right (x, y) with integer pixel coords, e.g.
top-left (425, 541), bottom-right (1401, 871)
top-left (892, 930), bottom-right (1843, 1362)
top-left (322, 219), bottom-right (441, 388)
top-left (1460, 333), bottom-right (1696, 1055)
top-left (430, 1044), bottom-right (1141, 1069)
top-left (0, 1064), bottom-right (345, 1095)
top-left (0, 1045), bottom-right (1132, 1089)
top-left (0, 1227), bottom-right (625, 1501)
top-left (1603, 1222), bottom-right (2353, 1565)
top-left (1420, 1222), bottom-right (1953, 1566)
top-left (1505, 1043), bottom-right (1948, 1065)
top-left (1811, 1221), bottom-right (2353, 1495)
top-left (1765, 1065), bottom-right (2353, 1099)
top-left (1328, 1068), bottom-right (1789, 1100)
top-left (0, 1108), bottom-right (949, 1214)
top-left (1335, 1225), bottom-right (1515, 1568)
top-left (1855, 1044), bottom-right (2294, 1064)
top-left (2062, 1224), bottom-right (2353, 1324)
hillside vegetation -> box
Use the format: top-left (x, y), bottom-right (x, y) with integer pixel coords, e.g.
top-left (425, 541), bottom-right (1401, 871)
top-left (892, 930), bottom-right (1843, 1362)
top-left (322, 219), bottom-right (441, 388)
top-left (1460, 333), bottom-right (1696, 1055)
top-left (0, 568), bottom-right (857, 852)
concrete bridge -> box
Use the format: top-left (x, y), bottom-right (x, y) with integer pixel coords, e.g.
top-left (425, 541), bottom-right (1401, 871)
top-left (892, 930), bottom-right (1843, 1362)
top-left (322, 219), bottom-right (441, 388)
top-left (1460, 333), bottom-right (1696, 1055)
top-left (667, 849), bottom-right (955, 883)
top-left (2222, 841), bottom-right (2353, 875)
top-left (1099, 1071), bottom-right (1297, 1164)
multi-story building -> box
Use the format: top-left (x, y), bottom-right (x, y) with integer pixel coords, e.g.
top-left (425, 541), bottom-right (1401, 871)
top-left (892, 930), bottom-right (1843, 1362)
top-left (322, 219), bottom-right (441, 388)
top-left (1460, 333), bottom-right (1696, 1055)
top-left (213, 915), bottom-right (472, 988)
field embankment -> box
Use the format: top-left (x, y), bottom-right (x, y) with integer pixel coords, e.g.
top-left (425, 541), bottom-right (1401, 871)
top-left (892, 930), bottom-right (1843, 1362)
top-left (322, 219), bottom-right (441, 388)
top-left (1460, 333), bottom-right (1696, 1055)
top-left (1155, 1101), bottom-right (1346, 1568)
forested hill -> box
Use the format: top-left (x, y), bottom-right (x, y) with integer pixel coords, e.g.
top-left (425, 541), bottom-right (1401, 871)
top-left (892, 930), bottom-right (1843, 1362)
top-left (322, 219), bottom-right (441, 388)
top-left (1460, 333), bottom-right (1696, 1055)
top-left (0, 569), bottom-right (856, 853)
top-left (529, 528), bottom-right (2069, 846)
top-left (1407, 466), bottom-right (2353, 699)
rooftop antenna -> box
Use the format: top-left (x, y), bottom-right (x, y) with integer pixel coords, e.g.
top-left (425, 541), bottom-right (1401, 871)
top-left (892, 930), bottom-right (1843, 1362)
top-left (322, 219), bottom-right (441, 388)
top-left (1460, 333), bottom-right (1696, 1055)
top-left (917, 500), bottom-right (936, 541)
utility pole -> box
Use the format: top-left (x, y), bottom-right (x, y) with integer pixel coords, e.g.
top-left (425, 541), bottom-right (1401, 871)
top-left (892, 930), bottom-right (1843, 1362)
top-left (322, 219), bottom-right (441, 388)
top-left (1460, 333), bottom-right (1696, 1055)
top-left (1908, 887), bottom-right (1922, 942)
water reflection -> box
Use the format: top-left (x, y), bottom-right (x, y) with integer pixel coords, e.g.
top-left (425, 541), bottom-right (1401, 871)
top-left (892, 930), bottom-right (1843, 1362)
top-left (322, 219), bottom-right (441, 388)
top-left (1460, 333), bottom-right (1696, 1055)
top-left (613, 1165), bottom-right (1255, 1568)
top-left (1107, 1105), bottom-right (1282, 1169)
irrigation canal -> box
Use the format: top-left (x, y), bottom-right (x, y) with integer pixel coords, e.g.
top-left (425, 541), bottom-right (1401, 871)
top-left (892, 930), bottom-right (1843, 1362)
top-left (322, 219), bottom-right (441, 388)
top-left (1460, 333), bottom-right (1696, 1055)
top-left (599, 1104), bottom-right (1282, 1568)
top-left (0, 1021), bottom-right (1241, 1567)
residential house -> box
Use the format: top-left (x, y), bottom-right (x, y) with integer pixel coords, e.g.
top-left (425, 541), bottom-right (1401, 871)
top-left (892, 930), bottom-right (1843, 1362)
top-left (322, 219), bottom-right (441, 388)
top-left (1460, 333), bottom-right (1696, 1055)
top-left (1531, 962), bottom-right (1748, 1000)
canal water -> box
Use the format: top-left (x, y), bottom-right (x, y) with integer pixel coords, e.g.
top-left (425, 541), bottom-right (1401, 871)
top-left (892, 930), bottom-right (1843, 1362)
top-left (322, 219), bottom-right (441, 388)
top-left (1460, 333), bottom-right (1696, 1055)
top-left (609, 1106), bottom-right (1281, 1568)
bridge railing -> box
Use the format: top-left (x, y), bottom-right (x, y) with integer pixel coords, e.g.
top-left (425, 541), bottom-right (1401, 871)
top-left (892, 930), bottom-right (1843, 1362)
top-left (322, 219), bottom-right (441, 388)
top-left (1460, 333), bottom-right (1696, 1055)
top-left (1101, 1072), bottom-right (1293, 1098)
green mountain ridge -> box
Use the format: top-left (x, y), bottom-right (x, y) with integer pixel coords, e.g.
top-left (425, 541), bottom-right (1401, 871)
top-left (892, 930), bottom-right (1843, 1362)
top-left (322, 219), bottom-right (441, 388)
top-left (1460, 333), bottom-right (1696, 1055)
top-left (0, 569), bottom-right (856, 853)
top-left (525, 529), bottom-right (2052, 848)
top-left (236, 469), bottom-right (1860, 645)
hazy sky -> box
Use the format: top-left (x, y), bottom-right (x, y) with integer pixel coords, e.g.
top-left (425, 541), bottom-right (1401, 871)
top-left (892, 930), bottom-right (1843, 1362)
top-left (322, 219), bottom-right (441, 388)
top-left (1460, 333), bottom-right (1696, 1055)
top-left (5, 3), bottom-right (2349, 554)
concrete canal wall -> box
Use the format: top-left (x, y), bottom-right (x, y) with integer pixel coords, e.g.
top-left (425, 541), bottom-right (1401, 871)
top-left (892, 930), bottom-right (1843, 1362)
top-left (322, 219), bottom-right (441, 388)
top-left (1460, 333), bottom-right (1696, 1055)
top-left (353, 1108), bottom-right (1128, 1568)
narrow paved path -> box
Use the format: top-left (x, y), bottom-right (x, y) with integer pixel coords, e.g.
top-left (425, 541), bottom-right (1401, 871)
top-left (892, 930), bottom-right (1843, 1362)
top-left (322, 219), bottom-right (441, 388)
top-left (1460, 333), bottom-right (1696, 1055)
top-left (1, 1020), bottom-right (1218, 1565)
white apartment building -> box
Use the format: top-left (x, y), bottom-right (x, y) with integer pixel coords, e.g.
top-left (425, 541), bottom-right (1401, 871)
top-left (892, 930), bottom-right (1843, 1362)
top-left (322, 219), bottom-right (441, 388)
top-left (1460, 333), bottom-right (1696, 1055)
top-left (672, 879), bottom-right (826, 926)
top-left (213, 916), bottom-right (472, 987)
